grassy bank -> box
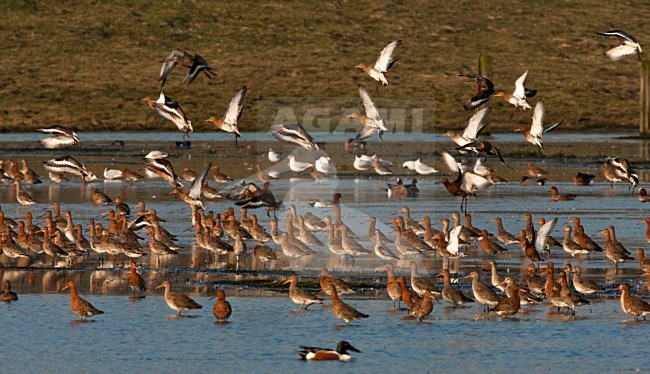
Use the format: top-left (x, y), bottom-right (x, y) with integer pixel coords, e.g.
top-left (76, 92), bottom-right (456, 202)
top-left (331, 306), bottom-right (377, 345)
top-left (1, 0), bottom-right (648, 133)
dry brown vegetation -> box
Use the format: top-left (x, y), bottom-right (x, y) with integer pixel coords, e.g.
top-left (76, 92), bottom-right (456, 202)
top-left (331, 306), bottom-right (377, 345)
top-left (1, 1), bottom-right (648, 133)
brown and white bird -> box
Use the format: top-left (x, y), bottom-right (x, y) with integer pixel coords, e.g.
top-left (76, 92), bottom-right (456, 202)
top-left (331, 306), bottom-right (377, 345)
top-left (143, 88), bottom-right (193, 140)
top-left (596, 30), bottom-right (643, 61)
top-left (514, 101), bottom-right (563, 150)
top-left (204, 85), bottom-right (247, 146)
top-left (347, 84), bottom-right (388, 140)
top-left (355, 40), bottom-right (401, 87)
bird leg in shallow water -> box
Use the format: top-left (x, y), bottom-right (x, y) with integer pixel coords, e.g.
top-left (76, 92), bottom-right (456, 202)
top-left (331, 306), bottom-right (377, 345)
top-left (235, 134), bottom-right (240, 148)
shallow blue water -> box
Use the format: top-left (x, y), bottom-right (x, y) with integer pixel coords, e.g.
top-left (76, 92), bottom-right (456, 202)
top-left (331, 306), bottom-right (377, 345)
top-left (2, 294), bottom-right (649, 373)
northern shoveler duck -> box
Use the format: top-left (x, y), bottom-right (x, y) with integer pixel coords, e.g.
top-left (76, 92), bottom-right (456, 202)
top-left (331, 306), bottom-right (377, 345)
top-left (159, 49), bottom-right (193, 85)
top-left (573, 172), bottom-right (596, 186)
top-left (619, 283), bottom-right (650, 320)
top-left (143, 88), bottom-right (193, 140)
top-left (442, 107), bottom-right (491, 152)
top-left (514, 101), bottom-right (563, 150)
top-left (446, 73), bottom-right (495, 110)
top-left (154, 281), bottom-right (202, 316)
top-left (596, 30), bottom-right (643, 61)
top-left (204, 85), bottom-right (247, 146)
top-left (1, 280), bottom-right (18, 302)
top-left (210, 289), bottom-right (232, 322)
top-left (550, 186), bottom-right (576, 201)
top-left (36, 125), bottom-right (79, 149)
top-left (348, 84), bottom-right (387, 140)
top-left (355, 39), bottom-right (401, 87)
top-left (283, 275), bottom-right (322, 310)
top-left (182, 54), bottom-right (217, 84)
top-left (61, 281), bottom-right (104, 320)
top-left (269, 123), bottom-right (319, 150)
top-left (494, 70), bottom-right (532, 110)
top-left (43, 155), bottom-right (97, 183)
top-left (298, 341), bottom-right (361, 361)
top-left (127, 262), bottom-right (146, 297)
top-left (330, 286), bottom-right (368, 324)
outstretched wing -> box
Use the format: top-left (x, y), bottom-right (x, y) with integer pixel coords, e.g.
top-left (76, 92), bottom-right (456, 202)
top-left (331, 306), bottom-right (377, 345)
top-left (530, 100), bottom-right (545, 138)
top-left (358, 85), bottom-right (380, 120)
top-left (374, 40), bottom-right (401, 73)
top-left (224, 85), bottom-right (248, 125)
top-left (269, 124), bottom-right (319, 150)
top-left (189, 163), bottom-right (211, 199)
top-left (513, 70), bottom-right (529, 100)
top-left (543, 119), bottom-right (563, 134)
top-left (535, 217), bottom-right (557, 253)
top-left (462, 107), bottom-right (491, 140)
top-left (604, 44), bottom-right (638, 61)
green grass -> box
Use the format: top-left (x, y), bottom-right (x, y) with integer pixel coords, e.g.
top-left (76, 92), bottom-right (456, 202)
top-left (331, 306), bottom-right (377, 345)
top-left (1, 0), bottom-right (648, 133)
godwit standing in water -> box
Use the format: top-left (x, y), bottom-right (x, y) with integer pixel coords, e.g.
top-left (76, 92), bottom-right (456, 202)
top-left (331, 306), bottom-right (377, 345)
top-left (347, 84), bottom-right (388, 140)
top-left (61, 281), bottom-right (104, 320)
top-left (127, 262), bottom-right (146, 297)
top-left (330, 287), bottom-right (368, 324)
top-left (283, 275), bottom-right (322, 310)
top-left (514, 101), bottom-right (563, 150)
top-left (154, 281), bottom-right (202, 316)
top-left (494, 70), bottom-right (532, 110)
top-left (171, 163), bottom-right (211, 209)
top-left (13, 181), bottom-right (36, 205)
top-left (596, 30), bottom-right (643, 61)
top-left (269, 123), bottom-right (319, 150)
top-left (355, 40), bottom-right (401, 87)
top-left (618, 283), bottom-right (650, 320)
top-left (204, 85), bottom-right (247, 146)
top-left (298, 341), bottom-right (361, 361)
top-left (210, 288), bottom-right (232, 322)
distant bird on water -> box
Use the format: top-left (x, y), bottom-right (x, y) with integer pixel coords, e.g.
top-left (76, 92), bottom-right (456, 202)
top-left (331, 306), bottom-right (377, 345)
top-left (204, 85), bottom-right (247, 146)
top-left (355, 40), bottom-right (401, 87)
top-left (596, 30), bottom-right (643, 61)
top-left (298, 341), bottom-right (361, 361)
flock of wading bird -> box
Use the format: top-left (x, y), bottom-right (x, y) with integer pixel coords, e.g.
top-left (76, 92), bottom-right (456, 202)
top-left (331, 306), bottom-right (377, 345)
top-left (1, 28), bottom-right (649, 361)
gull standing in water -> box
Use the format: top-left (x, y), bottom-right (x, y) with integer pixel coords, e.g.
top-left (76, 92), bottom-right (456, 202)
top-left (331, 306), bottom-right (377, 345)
top-left (204, 85), bottom-right (247, 146)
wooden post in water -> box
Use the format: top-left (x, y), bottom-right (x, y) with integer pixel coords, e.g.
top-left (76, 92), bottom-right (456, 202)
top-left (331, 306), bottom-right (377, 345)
top-left (641, 60), bottom-right (650, 136)
top-left (478, 55), bottom-right (493, 79)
